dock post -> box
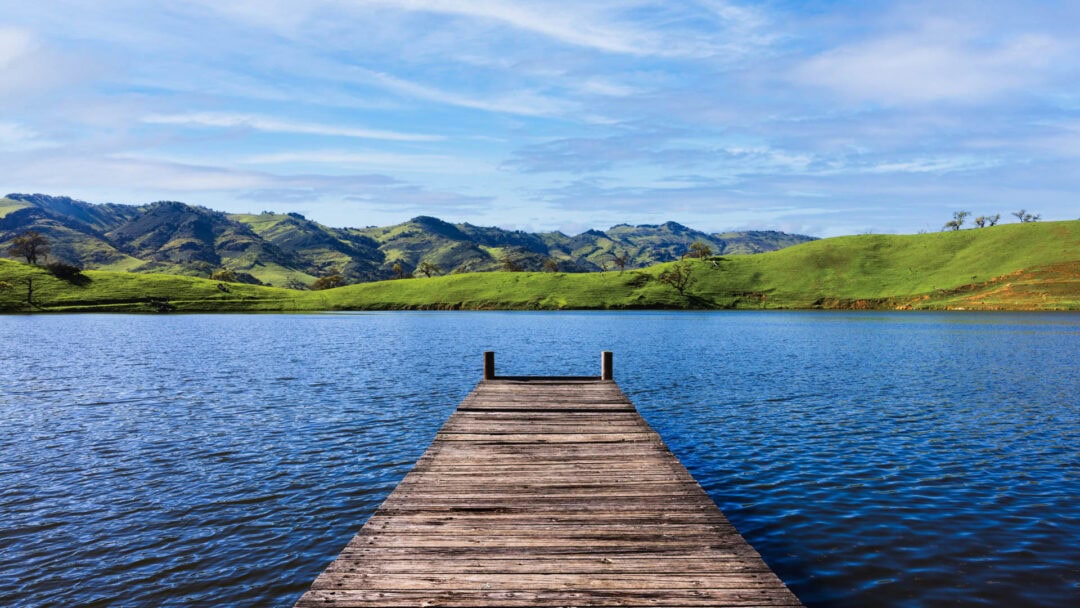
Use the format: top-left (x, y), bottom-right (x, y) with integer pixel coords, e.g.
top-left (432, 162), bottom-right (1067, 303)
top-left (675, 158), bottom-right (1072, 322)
top-left (601, 350), bottom-right (613, 380)
top-left (483, 351), bottom-right (495, 380)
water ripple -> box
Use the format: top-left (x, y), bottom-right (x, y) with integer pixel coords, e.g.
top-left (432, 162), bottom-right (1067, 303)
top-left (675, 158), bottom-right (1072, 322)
top-left (0, 311), bottom-right (1077, 607)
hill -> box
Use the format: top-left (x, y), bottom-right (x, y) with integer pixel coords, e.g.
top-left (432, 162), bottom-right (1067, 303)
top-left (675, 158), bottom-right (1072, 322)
top-left (0, 194), bottom-right (815, 286)
top-left (2, 220), bottom-right (1076, 312)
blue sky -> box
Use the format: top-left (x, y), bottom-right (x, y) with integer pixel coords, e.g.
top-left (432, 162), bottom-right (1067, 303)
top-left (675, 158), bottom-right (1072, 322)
top-left (1, 1), bottom-right (1078, 237)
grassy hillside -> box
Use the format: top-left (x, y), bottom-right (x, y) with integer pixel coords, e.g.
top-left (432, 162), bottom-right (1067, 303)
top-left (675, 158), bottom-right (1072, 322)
top-left (0, 197), bottom-right (33, 218)
top-left (0, 259), bottom-right (302, 312)
top-left (2, 221), bottom-right (1077, 312)
top-left (3, 194), bottom-right (815, 286)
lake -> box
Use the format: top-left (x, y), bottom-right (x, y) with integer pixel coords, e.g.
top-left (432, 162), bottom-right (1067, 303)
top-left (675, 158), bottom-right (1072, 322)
top-left (0, 311), bottom-right (1077, 607)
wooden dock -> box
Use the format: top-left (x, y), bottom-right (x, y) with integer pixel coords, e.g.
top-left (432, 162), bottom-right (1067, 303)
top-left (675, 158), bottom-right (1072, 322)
top-left (294, 352), bottom-right (803, 607)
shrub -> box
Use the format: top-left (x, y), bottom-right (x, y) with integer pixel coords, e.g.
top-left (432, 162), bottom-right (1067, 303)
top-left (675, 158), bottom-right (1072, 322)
top-left (45, 261), bottom-right (85, 282)
top-left (311, 274), bottom-right (345, 290)
top-left (210, 268), bottom-right (237, 282)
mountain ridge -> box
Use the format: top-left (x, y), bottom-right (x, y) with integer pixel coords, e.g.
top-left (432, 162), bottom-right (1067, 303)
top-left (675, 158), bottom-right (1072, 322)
top-left (0, 193), bottom-right (816, 287)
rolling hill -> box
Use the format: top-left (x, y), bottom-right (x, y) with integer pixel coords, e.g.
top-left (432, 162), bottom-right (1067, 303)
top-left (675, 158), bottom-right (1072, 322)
top-left (3, 220), bottom-right (1076, 312)
top-left (0, 193), bottom-right (815, 287)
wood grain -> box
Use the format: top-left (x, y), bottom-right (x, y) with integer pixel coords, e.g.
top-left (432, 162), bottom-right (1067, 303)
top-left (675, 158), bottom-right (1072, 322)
top-left (293, 378), bottom-right (804, 607)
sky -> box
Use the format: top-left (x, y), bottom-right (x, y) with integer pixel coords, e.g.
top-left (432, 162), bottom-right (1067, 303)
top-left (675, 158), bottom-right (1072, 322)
top-left (1, 1), bottom-right (1078, 237)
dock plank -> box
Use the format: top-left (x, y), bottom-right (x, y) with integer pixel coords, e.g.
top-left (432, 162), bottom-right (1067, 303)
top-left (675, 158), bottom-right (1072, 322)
top-left (294, 378), bottom-right (803, 607)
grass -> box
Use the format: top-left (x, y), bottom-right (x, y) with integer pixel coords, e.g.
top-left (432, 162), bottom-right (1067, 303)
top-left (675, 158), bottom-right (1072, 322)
top-left (0, 197), bottom-right (33, 218)
top-left (2, 220), bottom-right (1077, 312)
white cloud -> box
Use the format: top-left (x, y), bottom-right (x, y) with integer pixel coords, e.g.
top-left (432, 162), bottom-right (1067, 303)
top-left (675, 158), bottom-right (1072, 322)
top-left (795, 22), bottom-right (1069, 104)
top-left (356, 0), bottom-right (675, 57)
top-left (0, 26), bottom-right (35, 68)
top-left (358, 69), bottom-right (574, 117)
top-left (141, 112), bottom-right (443, 142)
top-left (242, 150), bottom-right (495, 174)
top-left (857, 156), bottom-right (1003, 175)
top-left (0, 122), bottom-right (57, 150)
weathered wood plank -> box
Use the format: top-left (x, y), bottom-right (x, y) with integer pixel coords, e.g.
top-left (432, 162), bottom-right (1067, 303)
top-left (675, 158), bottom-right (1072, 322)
top-left (320, 557), bottom-right (774, 575)
top-left (295, 588), bottom-right (803, 607)
top-left (293, 378), bottom-right (803, 607)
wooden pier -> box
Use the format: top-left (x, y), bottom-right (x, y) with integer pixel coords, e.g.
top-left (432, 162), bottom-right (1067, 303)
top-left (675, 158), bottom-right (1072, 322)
top-left (294, 352), bottom-right (803, 607)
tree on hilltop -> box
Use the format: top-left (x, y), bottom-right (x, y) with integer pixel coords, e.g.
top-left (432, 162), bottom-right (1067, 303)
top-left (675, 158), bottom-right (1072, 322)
top-left (943, 210), bottom-right (970, 231)
top-left (8, 230), bottom-right (50, 264)
top-left (688, 241), bottom-right (713, 259)
top-left (1013, 209), bottom-right (1040, 223)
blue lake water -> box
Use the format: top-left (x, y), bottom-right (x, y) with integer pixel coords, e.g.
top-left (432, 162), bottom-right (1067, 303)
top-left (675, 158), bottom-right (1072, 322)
top-left (0, 311), bottom-right (1077, 607)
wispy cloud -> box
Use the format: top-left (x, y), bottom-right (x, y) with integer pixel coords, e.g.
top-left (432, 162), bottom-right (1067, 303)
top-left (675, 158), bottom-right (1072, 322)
top-left (794, 21), bottom-right (1071, 105)
top-left (356, 69), bottom-right (574, 117)
top-left (242, 150), bottom-right (495, 174)
top-left (357, 0), bottom-right (702, 57)
top-left (3, 1), bottom-right (1079, 234)
top-left (141, 112), bottom-right (443, 142)
top-left (0, 122), bottom-right (57, 151)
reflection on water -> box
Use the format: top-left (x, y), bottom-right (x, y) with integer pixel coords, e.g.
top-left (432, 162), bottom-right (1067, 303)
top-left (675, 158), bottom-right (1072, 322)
top-left (0, 312), bottom-right (1077, 607)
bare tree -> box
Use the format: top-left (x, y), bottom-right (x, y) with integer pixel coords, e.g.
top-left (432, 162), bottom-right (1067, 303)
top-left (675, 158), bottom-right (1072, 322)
top-left (611, 252), bottom-right (629, 273)
top-left (8, 230), bottom-right (51, 265)
top-left (658, 261), bottom-right (696, 296)
top-left (987, 213), bottom-right (1001, 226)
top-left (417, 261), bottom-right (441, 278)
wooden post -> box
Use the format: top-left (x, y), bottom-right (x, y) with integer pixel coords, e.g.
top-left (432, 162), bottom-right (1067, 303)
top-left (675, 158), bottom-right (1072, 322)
top-left (483, 351), bottom-right (495, 380)
top-left (601, 351), bottom-right (613, 380)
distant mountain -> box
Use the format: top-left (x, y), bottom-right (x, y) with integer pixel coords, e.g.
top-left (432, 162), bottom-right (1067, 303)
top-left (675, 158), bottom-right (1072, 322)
top-left (0, 193), bottom-right (817, 287)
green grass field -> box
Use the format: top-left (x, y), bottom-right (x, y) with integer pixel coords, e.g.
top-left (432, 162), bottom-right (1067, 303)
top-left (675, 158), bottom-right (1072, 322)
top-left (2, 221), bottom-right (1077, 312)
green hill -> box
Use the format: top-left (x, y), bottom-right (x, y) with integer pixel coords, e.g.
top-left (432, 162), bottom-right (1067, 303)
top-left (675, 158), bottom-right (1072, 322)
top-left (1, 194), bottom-right (815, 287)
top-left (3, 220), bottom-right (1076, 312)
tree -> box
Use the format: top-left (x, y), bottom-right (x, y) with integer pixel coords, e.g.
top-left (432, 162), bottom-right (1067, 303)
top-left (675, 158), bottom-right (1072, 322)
top-left (501, 255), bottom-right (522, 272)
top-left (658, 261), bottom-right (696, 296)
top-left (8, 230), bottom-right (50, 265)
top-left (1013, 209), bottom-right (1040, 223)
top-left (210, 268), bottom-right (237, 282)
top-left (688, 241), bottom-right (713, 259)
top-left (975, 213), bottom-right (1001, 228)
top-left (943, 210), bottom-right (970, 231)
top-left (611, 252), bottom-right (629, 273)
top-left (417, 261), bottom-right (441, 278)
top-left (974, 216), bottom-right (987, 228)
top-left (392, 262), bottom-right (405, 279)
top-left (311, 273), bottom-right (344, 290)
top-left (542, 258), bottom-right (559, 272)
